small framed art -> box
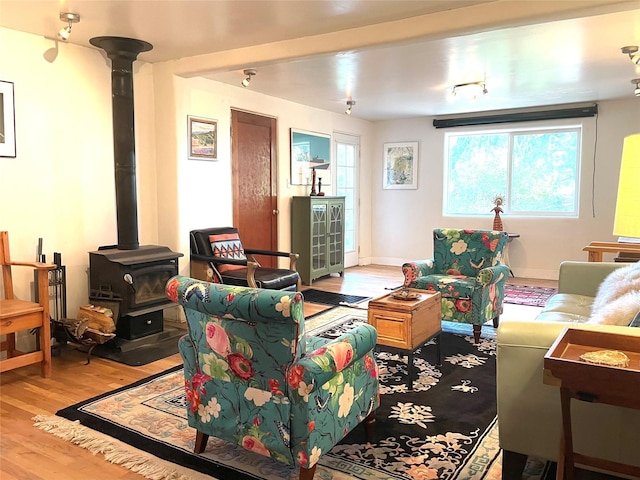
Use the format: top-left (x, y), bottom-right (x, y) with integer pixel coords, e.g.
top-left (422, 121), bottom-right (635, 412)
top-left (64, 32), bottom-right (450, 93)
top-left (290, 128), bottom-right (331, 185)
top-left (188, 116), bottom-right (217, 160)
top-left (0, 80), bottom-right (16, 158)
top-left (383, 141), bottom-right (418, 189)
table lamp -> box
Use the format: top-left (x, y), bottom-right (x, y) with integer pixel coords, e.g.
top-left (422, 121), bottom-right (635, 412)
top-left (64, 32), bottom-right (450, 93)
top-left (613, 133), bottom-right (640, 240)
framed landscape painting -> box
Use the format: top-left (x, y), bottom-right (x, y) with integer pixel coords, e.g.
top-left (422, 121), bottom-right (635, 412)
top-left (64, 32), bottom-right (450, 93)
top-left (290, 128), bottom-right (331, 185)
top-left (188, 116), bottom-right (217, 160)
top-left (383, 141), bottom-right (418, 189)
top-left (0, 80), bottom-right (16, 158)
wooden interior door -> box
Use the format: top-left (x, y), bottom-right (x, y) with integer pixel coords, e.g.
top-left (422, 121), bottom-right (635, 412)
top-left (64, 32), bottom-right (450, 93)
top-left (231, 110), bottom-right (278, 268)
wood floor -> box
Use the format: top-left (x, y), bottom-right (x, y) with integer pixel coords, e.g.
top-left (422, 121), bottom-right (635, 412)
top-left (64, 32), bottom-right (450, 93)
top-left (0, 265), bottom-right (615, 480)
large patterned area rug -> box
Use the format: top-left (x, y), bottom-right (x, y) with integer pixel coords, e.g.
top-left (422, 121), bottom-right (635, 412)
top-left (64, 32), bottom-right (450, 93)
top-left (33, 307), bottom-right (548, 480)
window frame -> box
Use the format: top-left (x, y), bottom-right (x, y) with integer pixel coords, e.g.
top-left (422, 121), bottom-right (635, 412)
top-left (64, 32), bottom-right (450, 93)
top-left (442, 124), bottom-right (582, 218)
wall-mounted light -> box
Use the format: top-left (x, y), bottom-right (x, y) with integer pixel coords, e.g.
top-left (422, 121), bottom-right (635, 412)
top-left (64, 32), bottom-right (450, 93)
top-left (58, 12), bottom-right (80, 41)
top-left (621, 45), bottom-right (640, 65)
top-left (345, 100), bottom-right (356, 115)
top-left (632, 78), bottom-right (640, 97)
top-left (241, 69), bottom-right (257, 88)
top-left (451, 81), bottom-right (488, 100)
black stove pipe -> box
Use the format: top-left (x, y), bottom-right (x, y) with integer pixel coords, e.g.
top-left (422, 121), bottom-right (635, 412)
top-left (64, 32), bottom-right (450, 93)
top-left (89, 36), bottom-right (153, 250)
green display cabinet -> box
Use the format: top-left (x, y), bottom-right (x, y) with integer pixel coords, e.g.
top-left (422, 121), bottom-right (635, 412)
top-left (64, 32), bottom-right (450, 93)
top-left (291, 196), bottom-right (345, 285)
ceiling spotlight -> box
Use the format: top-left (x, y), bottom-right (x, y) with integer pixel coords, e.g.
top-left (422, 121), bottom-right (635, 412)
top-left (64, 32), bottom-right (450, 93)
top-left (632, 78), bottom-right (640, 97)
top-left (58, 12), bottom-right (80, 41)
top-left (241, 69), bottom-right (257, 88)
top-left (621, 46), bottom-right (640, 65)
top-left (451, 81), bottom-right (488, 100)
top-left (345, 100), bottom-right (356, 115)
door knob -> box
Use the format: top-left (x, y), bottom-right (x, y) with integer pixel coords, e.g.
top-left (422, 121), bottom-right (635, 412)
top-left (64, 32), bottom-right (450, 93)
top-left (273, 209), bottom-right (279, 215)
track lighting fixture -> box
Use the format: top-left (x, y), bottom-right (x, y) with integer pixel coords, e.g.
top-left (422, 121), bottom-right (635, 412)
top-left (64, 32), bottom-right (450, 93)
top-left (621, 46), bottom-right (640, 65)
top-left (241, 69), bottom-right (257, 88)
top-left (632, 78), bottom-right (640, 97)
top-left (58, 12), bottom-right (80, 41)
top-left (451, 81), bottom-right (488, 100)
top-left (345, 100), bottom-right (356, 115)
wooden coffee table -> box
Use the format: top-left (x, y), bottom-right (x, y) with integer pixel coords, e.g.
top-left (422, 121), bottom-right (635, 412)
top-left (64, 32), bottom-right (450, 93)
top-left (367, 288), bottom-right (441, 388)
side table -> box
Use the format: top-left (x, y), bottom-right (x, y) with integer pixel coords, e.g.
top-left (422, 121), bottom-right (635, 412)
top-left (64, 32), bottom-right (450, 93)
top-left (543, 328), bottom-right (640, 480)
top-left (367, 289), bottom-right (441, 389)
top-left (582, 241), bottom-right (640, 262)
top-left (504, 232), bottom-right (519, 277)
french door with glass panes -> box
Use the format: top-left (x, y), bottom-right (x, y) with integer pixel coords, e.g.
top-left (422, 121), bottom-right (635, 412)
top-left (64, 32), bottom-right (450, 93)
top-left (334, 133), bottom-right (359, 267)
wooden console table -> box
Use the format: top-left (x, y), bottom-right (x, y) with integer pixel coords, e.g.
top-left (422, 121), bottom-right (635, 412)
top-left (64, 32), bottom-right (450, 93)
top-left (543, 328), bottom-right (640, 480)
top-left (582, 241), bottom-right (640, 262)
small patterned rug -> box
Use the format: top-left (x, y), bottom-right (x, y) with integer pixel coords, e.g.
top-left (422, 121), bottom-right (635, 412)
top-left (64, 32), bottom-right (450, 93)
top-left (301, 288), bottom-right (370, 306)
top-left (504, 284), bottom-right (557, 307)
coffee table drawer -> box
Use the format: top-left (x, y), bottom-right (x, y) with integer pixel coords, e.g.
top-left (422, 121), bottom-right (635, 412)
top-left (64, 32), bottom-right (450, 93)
top-left (369, 311), bottom-right (410, 349)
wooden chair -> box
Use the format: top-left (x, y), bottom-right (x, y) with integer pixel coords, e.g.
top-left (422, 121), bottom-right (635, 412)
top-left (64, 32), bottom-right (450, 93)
top-left (0, 231), bottom-right (55, 377)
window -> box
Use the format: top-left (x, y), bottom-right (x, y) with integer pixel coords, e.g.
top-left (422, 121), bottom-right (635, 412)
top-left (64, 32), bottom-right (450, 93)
top-left (444, 126), bottom-right (581, 217)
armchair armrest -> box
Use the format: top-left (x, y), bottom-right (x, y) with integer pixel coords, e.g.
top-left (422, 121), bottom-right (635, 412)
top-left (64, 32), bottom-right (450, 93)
top-left (402, 260), bottom-right (435, 287)
top-left (476, 264), bottom-right (510, 286)
top-left (245, 249), bottom-right (299, 272)
top-left (8, 260), bottom-right (56, 270)
top-left (296, 324), bottom-right (378, 387)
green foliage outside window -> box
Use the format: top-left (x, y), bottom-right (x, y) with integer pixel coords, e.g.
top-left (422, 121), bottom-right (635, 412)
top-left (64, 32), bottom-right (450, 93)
top-left (444, 127), bottom-right (580, 217)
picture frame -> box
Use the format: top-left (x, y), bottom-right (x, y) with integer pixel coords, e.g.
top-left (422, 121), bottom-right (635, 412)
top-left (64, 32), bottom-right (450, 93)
top-left (290, 128), bottom-right (331, 185)
top-left (188, 116), bottom-right (217, 160)
top-left (383, 141), bottom-right (419, 189)
top-left (0, 80), bottom-right (16, 158)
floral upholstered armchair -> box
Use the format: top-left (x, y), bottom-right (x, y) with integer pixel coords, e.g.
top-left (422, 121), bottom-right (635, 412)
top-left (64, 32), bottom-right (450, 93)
top-left (166, 275), bottom-right (379, 480)
top-left (402, 228), bottom-right (510, 343)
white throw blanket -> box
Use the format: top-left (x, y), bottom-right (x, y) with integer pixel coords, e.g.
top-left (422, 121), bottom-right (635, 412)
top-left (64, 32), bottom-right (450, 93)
top-left (589, 262), bottom-right (640, 325)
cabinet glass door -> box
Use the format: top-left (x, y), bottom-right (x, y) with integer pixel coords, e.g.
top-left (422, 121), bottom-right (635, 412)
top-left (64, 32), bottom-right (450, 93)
top-left (328, 201), bottom-right (344, 268)
top-left (311, 203), bottom-right (327, 272)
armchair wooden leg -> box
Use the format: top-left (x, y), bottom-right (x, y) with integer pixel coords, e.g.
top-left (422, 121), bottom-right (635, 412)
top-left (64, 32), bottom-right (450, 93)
top-left (194, 430), bottom-right (209, 453)
top-left (472, 324), bottom-right (481, 343)
top-left (299, 464), bottom-right (317, 480)
top-left (364, 409), bottom-right (377, 442)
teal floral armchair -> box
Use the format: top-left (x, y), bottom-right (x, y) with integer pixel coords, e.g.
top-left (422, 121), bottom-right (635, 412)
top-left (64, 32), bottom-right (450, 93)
top-left (166, 275), bottom-right (379, 480)
top-left (402, 228), bottom-right (509, 342)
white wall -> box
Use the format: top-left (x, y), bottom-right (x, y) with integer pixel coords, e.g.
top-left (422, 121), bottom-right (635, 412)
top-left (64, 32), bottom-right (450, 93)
top-left (0, 28), bottom-right (158, 315)
top-left (369, 98), bottom-right (640, 278)
top-left (151, 66), bottom-right (374, 278)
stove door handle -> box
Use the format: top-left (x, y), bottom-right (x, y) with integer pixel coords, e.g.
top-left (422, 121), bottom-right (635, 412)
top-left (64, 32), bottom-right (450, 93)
top-left (123, 274), bottom-right (137, 294)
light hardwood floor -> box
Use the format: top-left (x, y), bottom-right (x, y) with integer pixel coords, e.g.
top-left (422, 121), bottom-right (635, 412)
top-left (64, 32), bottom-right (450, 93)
top-left (0, 265), bottom-right (557, 480)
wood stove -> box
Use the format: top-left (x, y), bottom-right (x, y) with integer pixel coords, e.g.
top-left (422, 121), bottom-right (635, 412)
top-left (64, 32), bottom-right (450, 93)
top-left (88, 36), bottom-right (183, 343)
top-left (89, 246), bottom-right (181, 340)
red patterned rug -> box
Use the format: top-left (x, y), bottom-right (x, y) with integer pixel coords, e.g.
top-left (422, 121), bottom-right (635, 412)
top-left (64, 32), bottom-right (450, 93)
top-left (504, 284), bottom-right (557, 307)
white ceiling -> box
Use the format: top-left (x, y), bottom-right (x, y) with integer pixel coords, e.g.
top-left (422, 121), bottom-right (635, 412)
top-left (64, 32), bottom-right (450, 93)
top-left (1, 0), bottom-right (639, 120)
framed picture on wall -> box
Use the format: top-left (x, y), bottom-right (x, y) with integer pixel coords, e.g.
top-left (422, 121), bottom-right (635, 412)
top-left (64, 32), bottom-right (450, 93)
top-left (383, 141), bottom-right (418, 189)
top-left (0, 80), bottom-right (16, 158)
top-left (188, 116), bottom-right (217, 160)
top-left (290, 128), bottom-right (331, 185)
